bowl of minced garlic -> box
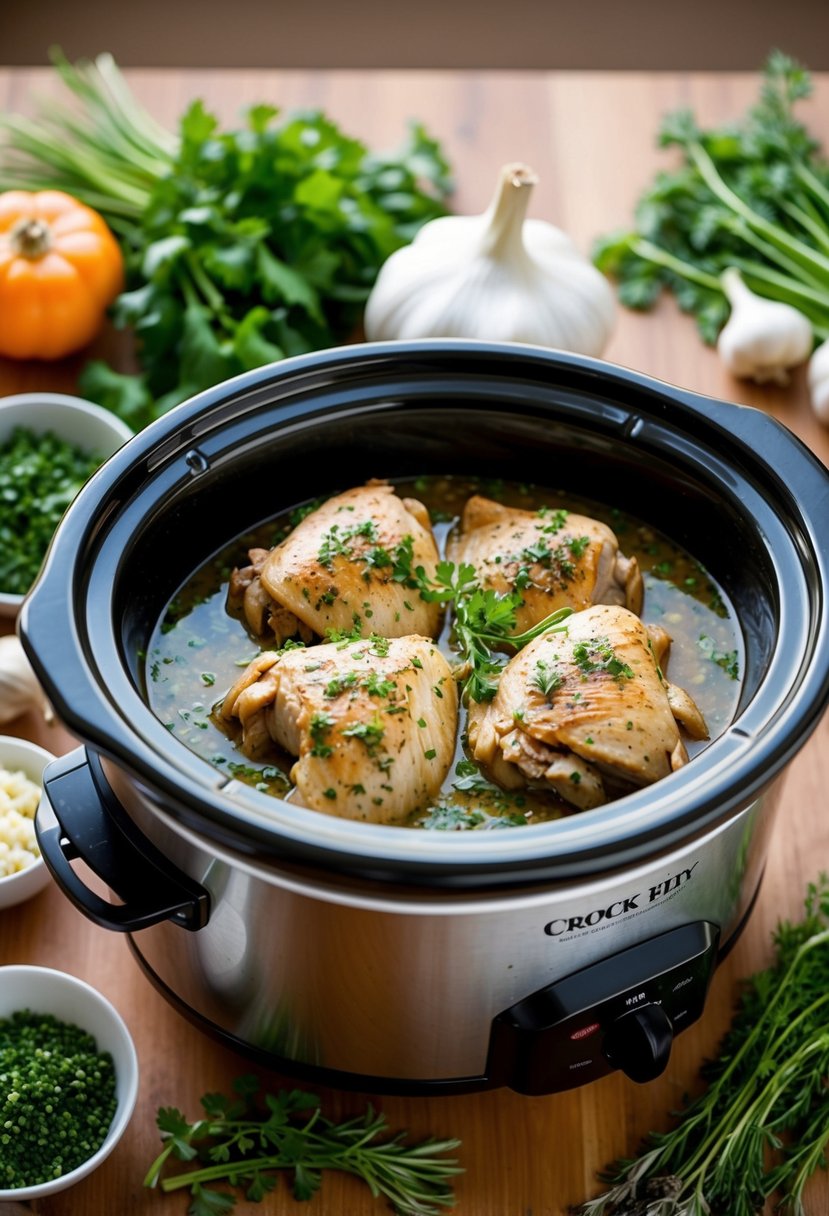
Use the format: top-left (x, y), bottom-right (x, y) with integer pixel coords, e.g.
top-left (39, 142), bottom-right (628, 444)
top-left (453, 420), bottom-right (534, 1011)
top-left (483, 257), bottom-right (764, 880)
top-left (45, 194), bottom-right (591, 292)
top-left (0, 736), bottom-right (55, 909)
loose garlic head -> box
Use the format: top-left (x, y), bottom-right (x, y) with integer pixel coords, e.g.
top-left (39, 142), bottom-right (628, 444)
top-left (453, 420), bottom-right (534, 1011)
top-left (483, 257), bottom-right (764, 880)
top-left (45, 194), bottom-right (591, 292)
top-left (364, 163), bottom-right (616, 358)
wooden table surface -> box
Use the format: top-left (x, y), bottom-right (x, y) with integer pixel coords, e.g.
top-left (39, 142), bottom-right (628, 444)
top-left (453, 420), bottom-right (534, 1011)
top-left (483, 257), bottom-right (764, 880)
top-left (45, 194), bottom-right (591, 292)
top-left (1, 65), bottom-right (828, 1216)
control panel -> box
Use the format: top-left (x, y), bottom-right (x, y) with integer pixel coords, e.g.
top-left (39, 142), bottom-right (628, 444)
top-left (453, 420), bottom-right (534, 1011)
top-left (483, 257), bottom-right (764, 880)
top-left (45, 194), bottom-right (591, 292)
top-left (487, 921), bottom-right (720, 1094)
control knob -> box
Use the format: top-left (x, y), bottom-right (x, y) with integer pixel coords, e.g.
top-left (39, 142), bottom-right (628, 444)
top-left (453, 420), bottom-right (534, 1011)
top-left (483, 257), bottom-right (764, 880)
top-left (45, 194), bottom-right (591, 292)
top-left (603, 1003), bottom-right (673, 1083)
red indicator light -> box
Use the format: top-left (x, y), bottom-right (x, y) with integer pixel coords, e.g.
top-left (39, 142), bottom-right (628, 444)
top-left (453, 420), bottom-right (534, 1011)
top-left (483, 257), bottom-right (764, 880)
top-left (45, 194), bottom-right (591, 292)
top-left (570, 1022), bottom-right (600, 1041)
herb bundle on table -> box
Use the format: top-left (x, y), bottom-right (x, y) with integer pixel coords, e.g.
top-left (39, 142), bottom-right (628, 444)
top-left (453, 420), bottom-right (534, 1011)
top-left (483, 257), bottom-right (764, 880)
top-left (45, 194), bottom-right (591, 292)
top-left (144, 1076), bottom-right (462, 1216)
top-left (576, 874), bottom-right (829, 1216)
top-left (593, 52), bottom-right (829, 349)
top-left (0, 51), bottom-right (452, 428)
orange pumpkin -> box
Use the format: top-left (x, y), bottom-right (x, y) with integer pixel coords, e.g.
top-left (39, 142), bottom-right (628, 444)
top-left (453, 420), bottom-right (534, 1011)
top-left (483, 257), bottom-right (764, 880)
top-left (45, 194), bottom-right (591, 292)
top-left (0, 190), bottom-right (124, 360)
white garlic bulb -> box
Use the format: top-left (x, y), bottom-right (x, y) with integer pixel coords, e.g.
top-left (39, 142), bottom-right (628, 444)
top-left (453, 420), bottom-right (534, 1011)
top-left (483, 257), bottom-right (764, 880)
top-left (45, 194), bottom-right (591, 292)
top-left (717, 268), bottom-right (813, 385)
top-left (808, 338), bottom-right (829, 425)
top-left (364, 162), bottom-right (616, 357)
top-left (0, 635), bottom-right (52, 724)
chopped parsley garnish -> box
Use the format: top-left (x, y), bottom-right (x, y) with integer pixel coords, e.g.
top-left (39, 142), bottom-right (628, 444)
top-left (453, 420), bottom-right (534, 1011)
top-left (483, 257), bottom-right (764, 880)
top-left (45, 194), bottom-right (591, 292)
top-left (317, 519), bottom-right (379, 568)
top-left (362, 672), bottom-right (396, 698)
top-left (420, 805), bottom-right (527, 831)
top-left (567, 535), bottom-right (591, 558)
top-left (536, 506), bottom-right (569, 533)
top-left (517, 538), bottom-right (576, 582)
top-left (309, 711), bottom-right (335, 757)
top-left (572, 637), bottom-right (635, 681)
top-left (341, 714), bottom-right (385, 754)
top-left (391, 534), bottom-right (417, 585)
top-left (324, 672), bottom-right (359, 698)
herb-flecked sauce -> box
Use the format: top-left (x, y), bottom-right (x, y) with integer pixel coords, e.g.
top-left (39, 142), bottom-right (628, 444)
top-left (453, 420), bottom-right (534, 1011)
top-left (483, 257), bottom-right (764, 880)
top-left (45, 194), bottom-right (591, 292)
top-left (144, 476), bottom-right (743, 830)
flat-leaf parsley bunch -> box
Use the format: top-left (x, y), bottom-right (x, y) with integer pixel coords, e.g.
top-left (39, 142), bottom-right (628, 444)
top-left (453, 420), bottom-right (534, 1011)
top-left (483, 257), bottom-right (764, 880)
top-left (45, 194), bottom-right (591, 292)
top-left (594, 51), bottom-right (829, 346)
top-left (0, 50), bottom-right (453, 429)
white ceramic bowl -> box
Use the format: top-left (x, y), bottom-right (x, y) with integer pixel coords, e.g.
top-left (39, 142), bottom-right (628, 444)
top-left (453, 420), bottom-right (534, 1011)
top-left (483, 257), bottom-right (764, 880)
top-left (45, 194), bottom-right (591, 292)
top-left (0, 392), bottom-right (134, 617)
top-left (0, 735), bottom-right (56, 909)
top-left (0, 964), bottom-right (139, 1200)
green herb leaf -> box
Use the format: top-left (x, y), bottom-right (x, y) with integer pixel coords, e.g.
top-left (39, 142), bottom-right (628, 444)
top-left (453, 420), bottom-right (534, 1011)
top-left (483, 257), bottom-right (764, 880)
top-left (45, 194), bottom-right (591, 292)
top-left (145, 1079), bottom-right (462, 1216)
top-left (577, 872), bottom-right (829, 1216)
top-left (593, 51), bottom-right (829, 346)
top-left (0, 51), bottom-right (453, 430)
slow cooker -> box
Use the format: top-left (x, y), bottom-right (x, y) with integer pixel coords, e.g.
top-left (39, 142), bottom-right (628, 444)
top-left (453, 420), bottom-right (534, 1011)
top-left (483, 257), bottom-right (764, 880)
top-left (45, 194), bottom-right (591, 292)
top-left (21, 340), bottom-right (829, 1096)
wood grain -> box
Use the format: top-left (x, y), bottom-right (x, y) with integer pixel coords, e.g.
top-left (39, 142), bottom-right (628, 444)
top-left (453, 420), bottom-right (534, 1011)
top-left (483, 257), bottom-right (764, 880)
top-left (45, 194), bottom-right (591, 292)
top-left (1, 67), bottom-right (828, 1216)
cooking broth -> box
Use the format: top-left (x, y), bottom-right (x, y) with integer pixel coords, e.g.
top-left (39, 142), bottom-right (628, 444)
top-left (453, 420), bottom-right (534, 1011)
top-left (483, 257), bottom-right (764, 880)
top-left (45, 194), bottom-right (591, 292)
top-left (145, 476), bottom-right (743, 829)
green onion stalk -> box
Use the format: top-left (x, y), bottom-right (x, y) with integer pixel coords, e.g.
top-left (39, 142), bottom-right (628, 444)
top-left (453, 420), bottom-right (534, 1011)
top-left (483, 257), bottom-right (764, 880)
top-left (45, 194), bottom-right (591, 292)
top-left (0, 50), bottom-right (173, 232)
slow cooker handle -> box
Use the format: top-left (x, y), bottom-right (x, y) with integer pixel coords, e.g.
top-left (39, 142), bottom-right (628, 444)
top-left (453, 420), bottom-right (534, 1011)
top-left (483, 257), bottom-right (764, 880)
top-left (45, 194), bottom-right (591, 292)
top-left (675, 385), bottom-right (829, 514)
top-left (36, 747), bottom-right (210, 933)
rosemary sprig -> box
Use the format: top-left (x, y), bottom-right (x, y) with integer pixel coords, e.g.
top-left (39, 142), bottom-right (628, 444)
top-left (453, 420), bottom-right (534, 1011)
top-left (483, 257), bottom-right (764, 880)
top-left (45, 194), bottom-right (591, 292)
top-left (144, 1076), bottom-right (462, 1216)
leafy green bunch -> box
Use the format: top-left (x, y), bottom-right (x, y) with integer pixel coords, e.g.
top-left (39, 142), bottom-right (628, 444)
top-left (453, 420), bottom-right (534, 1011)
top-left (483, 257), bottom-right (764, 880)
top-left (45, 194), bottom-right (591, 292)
top-left (0, 51), bottom-right (453, 429)
top-left (577, 873), bottom-right (829, 1216)
top-left (594, 51), bottom-right (829, 344)
top-left (81, 103), bottom-right (451, 427)
top-left (144, 1074), bottom-right (462, 1216)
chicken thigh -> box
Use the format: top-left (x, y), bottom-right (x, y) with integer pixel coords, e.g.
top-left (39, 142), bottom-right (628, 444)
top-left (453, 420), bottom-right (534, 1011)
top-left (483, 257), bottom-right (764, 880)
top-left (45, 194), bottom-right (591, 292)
top-left (467, 603), bottom-right (707, 811)
top-left (449, 496), bottom-right (642, 637)
top-left (220, 635), bottom-right (458, 825)
top-left (228, 481), bottom-right (442, 645)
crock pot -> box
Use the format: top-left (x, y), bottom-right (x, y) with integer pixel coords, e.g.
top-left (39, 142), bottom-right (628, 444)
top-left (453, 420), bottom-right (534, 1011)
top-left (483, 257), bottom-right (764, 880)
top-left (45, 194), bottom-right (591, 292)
top-left (21, 340), bottom-right (829, 1096)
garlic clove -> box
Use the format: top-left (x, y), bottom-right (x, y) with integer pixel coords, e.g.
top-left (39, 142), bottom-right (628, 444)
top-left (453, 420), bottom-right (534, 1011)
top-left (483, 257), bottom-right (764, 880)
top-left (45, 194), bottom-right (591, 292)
top-left (717, 267), bottom-right (813, 385)
top-left (364, 162), bottom-right (615, 358)
top-left (0, 634), bottom-right (53, 724)
top-left (807, 338), bottom-right (829, 425)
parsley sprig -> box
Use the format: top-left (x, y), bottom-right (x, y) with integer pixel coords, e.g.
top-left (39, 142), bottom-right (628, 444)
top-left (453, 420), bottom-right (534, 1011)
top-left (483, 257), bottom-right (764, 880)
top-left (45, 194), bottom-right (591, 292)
top-left (144, 1076), bottom-right (462, 1216)
top-left (415, 560), bottom-right (571, 702)
top-left (577, 874), bottom-right (829, 1216)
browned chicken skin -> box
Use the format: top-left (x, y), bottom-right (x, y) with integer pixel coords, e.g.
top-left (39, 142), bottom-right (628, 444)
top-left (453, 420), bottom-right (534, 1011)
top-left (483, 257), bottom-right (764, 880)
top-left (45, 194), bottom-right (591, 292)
top-left (467, 603), bottom-right (708, 810)
top-left (227, 481), bottom-right (442, 645)
top-left (220, 635), bottom-right (458, 825)
top-left (448, 496), bottom-right (643, 638)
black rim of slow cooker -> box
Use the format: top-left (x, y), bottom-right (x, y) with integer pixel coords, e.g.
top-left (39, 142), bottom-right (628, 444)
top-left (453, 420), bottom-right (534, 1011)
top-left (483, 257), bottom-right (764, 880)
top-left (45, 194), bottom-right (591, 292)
top-left (18, 340), bottom-right (829, 888)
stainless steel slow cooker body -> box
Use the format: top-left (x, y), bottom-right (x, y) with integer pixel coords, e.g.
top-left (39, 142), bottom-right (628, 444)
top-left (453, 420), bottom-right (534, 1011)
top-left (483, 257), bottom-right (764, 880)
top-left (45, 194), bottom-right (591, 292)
top-left (22, 340), bottom-right (829, 1095)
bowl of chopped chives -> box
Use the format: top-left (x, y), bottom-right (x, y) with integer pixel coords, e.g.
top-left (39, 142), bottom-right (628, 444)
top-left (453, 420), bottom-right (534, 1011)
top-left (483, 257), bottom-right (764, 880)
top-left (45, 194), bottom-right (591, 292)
top-left (0, 393), bottom-right (133, 617)
top-left (0, 964), bottom-right (139, 1199)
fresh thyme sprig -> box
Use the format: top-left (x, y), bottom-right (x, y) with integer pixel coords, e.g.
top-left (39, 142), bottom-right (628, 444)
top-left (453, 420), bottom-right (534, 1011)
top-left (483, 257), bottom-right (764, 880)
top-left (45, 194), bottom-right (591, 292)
top-left (144, 1076), bottom-right (462, 1216)
top-left (575, 873), bottom-right (829, 1216)
top-left (414, 560), bottom-right (571, 702)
